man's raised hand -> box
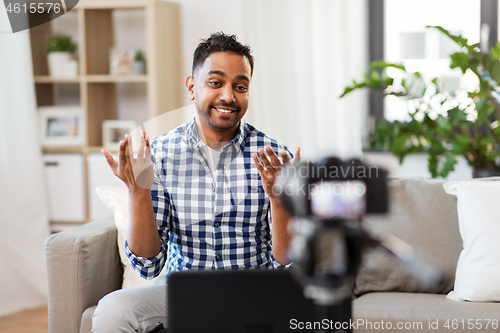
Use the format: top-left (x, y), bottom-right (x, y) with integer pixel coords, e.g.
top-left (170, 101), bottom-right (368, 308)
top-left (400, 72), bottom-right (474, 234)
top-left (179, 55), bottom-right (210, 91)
top-left (252, 146), bottom-right (301, 200)
top-left (101, 130), bottom-right (154, 190)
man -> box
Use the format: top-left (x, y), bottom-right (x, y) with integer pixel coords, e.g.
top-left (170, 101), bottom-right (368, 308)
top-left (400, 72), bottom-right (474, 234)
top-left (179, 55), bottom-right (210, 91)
top-left (94, 32), bottom-right (300, 332)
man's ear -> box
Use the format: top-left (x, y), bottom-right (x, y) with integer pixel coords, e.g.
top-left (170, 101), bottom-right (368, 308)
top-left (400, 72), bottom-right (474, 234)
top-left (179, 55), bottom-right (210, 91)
top-left (186, 76), bottom-right (195, 100)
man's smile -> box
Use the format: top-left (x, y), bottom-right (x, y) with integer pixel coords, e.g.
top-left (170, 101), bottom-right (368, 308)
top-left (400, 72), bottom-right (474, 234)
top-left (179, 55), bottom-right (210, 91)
top-left (213, 106), bottom-right (238, 115)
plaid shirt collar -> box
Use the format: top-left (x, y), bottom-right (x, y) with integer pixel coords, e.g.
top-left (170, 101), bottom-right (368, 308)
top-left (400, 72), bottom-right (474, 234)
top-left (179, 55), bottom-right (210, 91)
top-left (185, 116), bottom-right (248, 154)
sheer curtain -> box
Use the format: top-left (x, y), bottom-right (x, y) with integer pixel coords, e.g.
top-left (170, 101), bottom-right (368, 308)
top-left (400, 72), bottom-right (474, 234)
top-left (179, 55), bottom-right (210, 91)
top-left (241, 0), bottom-right (368, 160)
top-left (0, 6), bottom-right (50, 316)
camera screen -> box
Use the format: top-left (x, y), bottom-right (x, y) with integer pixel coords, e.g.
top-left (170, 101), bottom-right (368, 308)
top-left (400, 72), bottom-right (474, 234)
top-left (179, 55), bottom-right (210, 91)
top-left (310, 180), bottom-right (366, 218)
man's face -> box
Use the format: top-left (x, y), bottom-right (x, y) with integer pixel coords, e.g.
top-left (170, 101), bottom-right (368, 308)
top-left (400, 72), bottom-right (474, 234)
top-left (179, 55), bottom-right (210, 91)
top-left (187, 51), bottom-right (251, 134)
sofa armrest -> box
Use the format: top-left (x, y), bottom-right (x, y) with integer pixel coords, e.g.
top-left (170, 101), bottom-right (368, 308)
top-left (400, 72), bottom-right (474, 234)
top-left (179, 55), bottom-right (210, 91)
top-left (45, 217), bottom-right (123, 333)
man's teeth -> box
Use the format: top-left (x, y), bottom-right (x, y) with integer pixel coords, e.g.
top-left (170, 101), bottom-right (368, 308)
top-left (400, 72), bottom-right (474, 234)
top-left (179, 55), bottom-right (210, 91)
top-left (215, 108), bottom-right (233, 113)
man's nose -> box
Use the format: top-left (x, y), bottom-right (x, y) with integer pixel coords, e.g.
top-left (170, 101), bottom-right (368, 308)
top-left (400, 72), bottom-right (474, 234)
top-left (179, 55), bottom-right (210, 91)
top-left (219, 85), bottom-right (235, 103)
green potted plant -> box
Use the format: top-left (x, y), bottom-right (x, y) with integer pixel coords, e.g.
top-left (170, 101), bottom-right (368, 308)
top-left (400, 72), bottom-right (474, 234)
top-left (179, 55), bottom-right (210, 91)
top-left (133, 49), bottom-right (146, 75)
top-left (46, 33), bottom-right (77, 77)
top-left (341, 26), bottom-right (500, 178)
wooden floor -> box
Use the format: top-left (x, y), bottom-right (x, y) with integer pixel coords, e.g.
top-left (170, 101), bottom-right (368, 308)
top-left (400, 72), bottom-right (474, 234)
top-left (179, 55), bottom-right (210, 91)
top-left (0, 306), bottom-right (48, 333)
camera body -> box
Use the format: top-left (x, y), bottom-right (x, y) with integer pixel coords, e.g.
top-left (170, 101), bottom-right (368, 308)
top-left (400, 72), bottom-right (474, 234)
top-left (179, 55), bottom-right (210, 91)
top-left (276, 157), bottom-right (388, 219)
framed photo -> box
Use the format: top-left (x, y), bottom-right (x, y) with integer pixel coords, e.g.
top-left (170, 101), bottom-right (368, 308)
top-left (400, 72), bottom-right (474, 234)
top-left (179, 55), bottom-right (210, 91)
top-left (109, 50), bottom-right (133, 75)
top-left (39, 106), bottom-right (85, 147)
top-left (102, 120), bottom-right (137, 151)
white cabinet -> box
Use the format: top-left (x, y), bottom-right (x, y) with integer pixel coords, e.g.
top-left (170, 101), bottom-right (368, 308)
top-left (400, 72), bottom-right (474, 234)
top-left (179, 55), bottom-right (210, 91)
top-left (43, 154), bottom-right (85, 222)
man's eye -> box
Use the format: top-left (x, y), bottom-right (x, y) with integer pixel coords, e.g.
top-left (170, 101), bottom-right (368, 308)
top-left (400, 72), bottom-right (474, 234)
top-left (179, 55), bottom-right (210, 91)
top-left (209, 81), bottom-right (221, 87)
top-left (236, 85), bottom-right (248, 92)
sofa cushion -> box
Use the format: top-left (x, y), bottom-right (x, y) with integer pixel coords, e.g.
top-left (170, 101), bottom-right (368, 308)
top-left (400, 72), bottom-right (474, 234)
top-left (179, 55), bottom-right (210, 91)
top-left (353, 178), bottom-right (462, 296)
top-left (444, 179), bottom-right (500, 302)
top-left (353, 292), bottom-right (500, 333)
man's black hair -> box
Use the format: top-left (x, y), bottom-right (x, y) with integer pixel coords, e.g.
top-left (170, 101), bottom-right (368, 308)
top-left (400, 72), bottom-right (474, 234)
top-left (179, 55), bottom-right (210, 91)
top-left (192, 32), bottom-right (254, 76)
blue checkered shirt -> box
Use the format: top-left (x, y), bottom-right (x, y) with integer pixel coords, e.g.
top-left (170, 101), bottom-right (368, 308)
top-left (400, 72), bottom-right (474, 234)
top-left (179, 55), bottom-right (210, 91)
top-left (125, 117), bottom-right (291, 279)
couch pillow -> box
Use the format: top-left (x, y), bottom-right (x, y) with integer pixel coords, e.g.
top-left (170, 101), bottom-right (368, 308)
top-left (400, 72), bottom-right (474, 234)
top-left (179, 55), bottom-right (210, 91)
top-left (353, 178), bottom-right (462, 296)
top-left (443, 178), bottom-right (500, 302)
top-left (95, 185), bottom-right (166, 288)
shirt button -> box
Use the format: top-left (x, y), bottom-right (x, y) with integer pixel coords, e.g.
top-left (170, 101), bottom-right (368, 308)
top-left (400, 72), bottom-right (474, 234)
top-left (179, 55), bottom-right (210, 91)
top-left (215, 223), bottom-right (220, 227)
top-left (216, 254), bottom-right (221, 260)
top-left (212, 187), bottom-right (215, 192)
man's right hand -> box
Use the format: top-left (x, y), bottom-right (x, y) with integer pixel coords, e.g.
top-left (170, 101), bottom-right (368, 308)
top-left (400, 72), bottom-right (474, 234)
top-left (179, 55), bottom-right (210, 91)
top-left (101, 130), bottom-right (155, 191)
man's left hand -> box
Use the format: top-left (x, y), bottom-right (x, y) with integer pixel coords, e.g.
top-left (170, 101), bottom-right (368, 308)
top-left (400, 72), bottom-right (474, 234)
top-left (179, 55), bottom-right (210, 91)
top-left (252, 146), bottom-right (301, 200)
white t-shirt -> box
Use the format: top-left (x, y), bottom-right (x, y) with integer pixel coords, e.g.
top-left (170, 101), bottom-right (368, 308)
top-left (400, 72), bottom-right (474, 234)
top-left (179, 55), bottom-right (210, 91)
top-left (199, 140), bottom-right (221, 185)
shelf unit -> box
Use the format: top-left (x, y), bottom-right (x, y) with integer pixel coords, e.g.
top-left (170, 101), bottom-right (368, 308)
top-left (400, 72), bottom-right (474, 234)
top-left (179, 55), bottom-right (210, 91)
top-left (29, 0), bottom-right (183, 227)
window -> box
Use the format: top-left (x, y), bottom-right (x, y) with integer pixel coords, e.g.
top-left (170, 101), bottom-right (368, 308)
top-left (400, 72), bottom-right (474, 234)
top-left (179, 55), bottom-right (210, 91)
top-left (368, 0), bottom-right (497, 122)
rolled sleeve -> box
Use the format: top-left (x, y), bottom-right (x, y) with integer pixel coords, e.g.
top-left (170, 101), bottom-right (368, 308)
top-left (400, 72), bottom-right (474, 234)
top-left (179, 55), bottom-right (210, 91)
top-left (271, 254), bottom-right (286, 269)
top-left (125, 239), bottom-right (167, 279)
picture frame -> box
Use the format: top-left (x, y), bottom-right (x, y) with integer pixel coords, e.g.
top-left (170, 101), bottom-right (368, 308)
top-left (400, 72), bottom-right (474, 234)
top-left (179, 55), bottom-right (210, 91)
top-left (39, 106), bottom-right (85, 147)
top-left (102, 120), bottom-right (137, 151)
top-left (109, 50), bottom-right (134, 75)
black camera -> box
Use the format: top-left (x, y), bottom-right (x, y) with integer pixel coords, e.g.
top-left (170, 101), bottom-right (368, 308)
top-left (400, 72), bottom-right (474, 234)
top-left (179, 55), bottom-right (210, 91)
top-left (276, 157), bottom-right (388, 310)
